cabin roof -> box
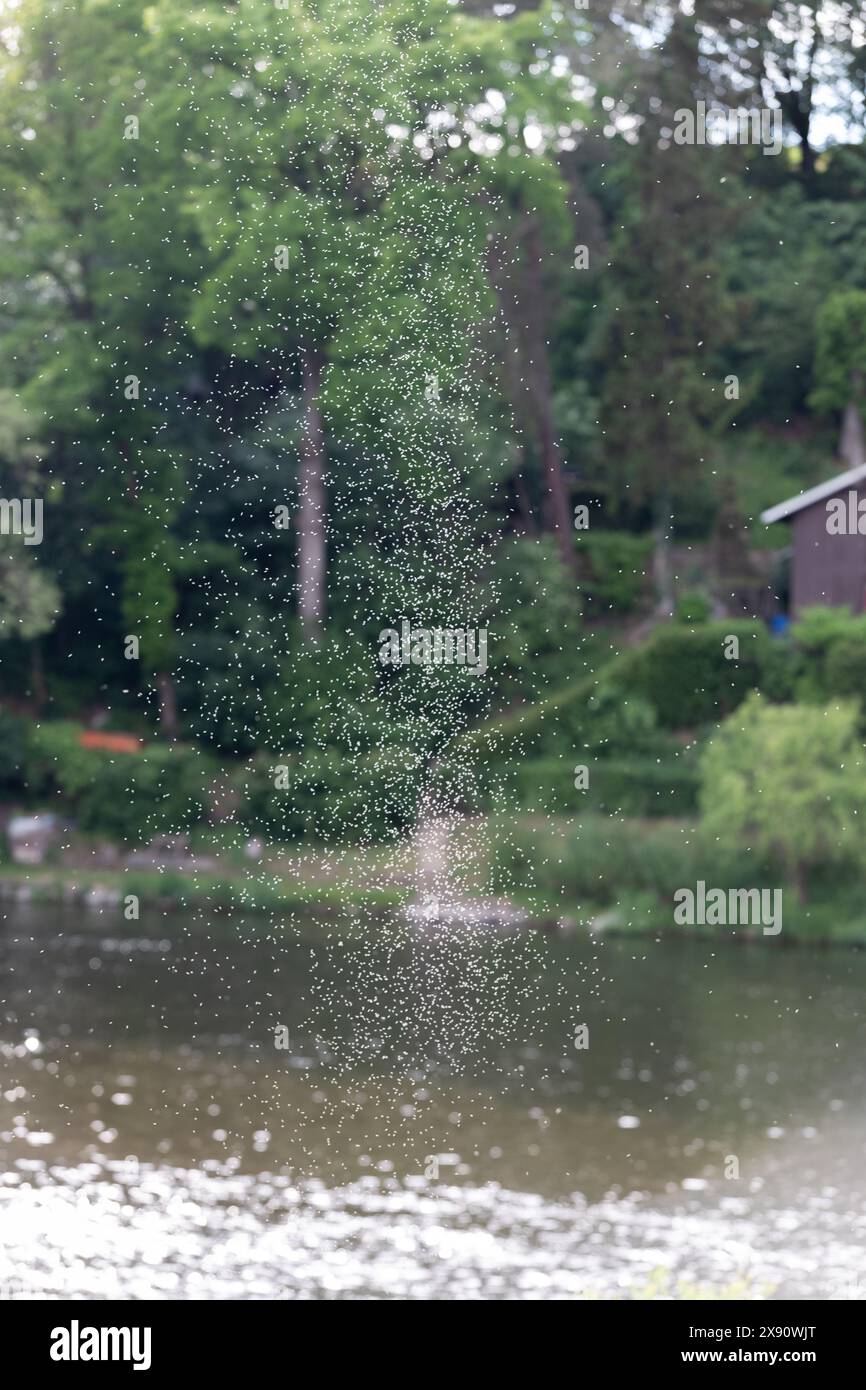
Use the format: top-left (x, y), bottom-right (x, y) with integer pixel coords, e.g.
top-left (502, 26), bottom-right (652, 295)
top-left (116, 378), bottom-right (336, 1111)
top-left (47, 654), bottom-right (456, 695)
top-left (761, 461), bottom-right (866, 524)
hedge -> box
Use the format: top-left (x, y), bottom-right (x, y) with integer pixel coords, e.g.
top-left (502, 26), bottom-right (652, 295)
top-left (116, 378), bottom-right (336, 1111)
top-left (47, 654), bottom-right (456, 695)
top-left (23, 722), bottom-right (213, 844)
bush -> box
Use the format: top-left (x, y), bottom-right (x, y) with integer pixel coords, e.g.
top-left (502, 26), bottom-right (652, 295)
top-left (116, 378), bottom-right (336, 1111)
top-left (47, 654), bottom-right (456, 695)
top-left (761, 638), bottom-right (802, 702)
top-left (25, 722), bottom-right (212, 843)
top-left (241, 745), bottom-right (425, 845)
top-left (699, 694), bottom-right (866, 901)
top-left (491, 814), bottom-right (736, 908)
top-left (674, 591), bottom-right (712, 625)
top-left (790, 606), bottom-right (866, 703)
top-left (486, 536), bottom-right (584, 702)
top-left (622, 620), bottom-right (771, 728)
top-left (513, 755), bottom-right (699, 817)
top-left (824, 637), bottom-right (866, 702)
top-left (576, 530), bottom-right (652, 615)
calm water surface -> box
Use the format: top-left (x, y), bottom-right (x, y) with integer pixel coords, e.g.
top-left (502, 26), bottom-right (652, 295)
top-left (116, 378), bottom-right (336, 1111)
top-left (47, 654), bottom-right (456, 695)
top-left (2, 904), bottom-right (865, 1299)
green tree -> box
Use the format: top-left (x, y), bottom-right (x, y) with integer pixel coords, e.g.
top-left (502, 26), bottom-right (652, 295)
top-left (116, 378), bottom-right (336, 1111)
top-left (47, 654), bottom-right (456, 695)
top-left (699, 693), bottom-right (866, 903)
top-left (810, 289), bottom-right (866, 466)
top-left (146, 0), bottom-right (570, 637)
top-left (0, 392), bottom-right (59, 707)
top-left (0, 0), bottom-right (205, 733)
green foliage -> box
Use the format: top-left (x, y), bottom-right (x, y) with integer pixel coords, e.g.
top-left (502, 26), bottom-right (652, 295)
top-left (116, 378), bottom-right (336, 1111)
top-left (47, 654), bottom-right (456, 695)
top-left (0, 543), bottom-right (60, 640)
top-left (514, 754), bottom-right (699, 817)
top-left (824, 638), bottom-right (866, 702)
top-left (578, 671), bottom-right (662, 757)
top-left (25, 722), bottom-right (212, 843)
top-left (242, 746), bottom-right (423, 845)
top-left (789, 606), bottom-right (866, 703)
top-left (485, 536), bottom-right (582, 703)
top-left (576, 530), bottom-right (652, 615)
top-left (760, 638), bottom-right (803, 703)
top-left (492, 814), bottom-right (748, 911)
top-left (699, 694), bottom-right (866, 896)
top-left (622, 621), bottom-right (771, 729)
top-left (3, 0), bottom-right (866, 863)
top-left (674, 591), bottom-right (712, 625)
top-left (810, 289), bottom-right (866, 416)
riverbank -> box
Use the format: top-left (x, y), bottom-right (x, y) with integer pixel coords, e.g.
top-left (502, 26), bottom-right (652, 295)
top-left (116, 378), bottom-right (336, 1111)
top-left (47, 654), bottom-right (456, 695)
top-left (492, 814), bottom-right (866, 946)
top-left (2, 813), bottom-right (864, 944)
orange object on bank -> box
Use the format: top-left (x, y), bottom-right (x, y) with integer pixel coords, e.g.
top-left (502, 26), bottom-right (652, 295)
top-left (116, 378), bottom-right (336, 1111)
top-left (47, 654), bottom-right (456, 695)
top-left (79, 732), bottom-right (143, 753)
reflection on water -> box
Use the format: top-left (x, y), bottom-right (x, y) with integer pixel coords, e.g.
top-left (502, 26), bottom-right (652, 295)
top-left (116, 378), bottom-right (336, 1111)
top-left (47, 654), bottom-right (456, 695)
top-left (2, 905), bottom-right (865, 1299)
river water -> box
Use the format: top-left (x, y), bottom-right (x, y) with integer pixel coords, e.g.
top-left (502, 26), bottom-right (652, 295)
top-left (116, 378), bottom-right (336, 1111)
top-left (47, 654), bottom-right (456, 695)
top-left (2, 904), bottom-right (865, 1299)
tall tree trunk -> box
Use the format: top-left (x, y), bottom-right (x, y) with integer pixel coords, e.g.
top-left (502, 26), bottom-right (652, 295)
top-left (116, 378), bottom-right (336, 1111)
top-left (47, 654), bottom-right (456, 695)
top-left (298, 347), bottom-right (327, 638)
top-left (840, 402), bottom-right (864, 469)
top-left (522, 219), bottom-right (577, 578)
top-left (155, 671), bottom-right (179, 739)
top-left (840, 371), bottom-right (865, 468)
top-left (652, 492), bottom-right (675, 617)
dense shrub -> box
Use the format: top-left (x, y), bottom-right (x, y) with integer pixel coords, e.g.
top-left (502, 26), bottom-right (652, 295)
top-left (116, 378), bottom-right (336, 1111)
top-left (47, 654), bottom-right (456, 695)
top-left (25, 722), bottom-right (212, 843)
top-left (576, 530), bottom-right (652, 615)
top-left (760, 638), bottom-right (802, 702)
top-left (491, 814), bottom-right (753, 909)
top-left (622, 620), bottom-right (771, 728)
top-left (513, 754), bottom-right (699, 817)
top-left (674, 591), bottom-right (712, 624)
top-left (790, 606), bottom-right (866, 703)
top-left (486, 536), bottom-right (584, 702)
top-left (699, 694), bottom-right (866, 900)
top-left (823, 637), bottom-right (866, 701)
top-left (242, 745), bottom-right (425, 845)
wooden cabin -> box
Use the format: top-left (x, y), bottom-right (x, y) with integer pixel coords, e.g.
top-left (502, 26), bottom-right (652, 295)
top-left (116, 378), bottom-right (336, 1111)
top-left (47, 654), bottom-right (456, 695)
top-left (761, 462), bottom-right (866, 615)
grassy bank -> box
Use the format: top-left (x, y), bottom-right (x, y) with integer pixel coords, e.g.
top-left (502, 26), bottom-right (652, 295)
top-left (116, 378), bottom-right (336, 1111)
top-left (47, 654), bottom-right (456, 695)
top-left (490, 814), bottom-right (866, 946)
top-left (2, 814), bottom-right (865, 944)
top-left (0, 838), bottom-right (414, 916)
